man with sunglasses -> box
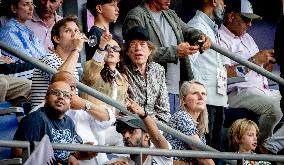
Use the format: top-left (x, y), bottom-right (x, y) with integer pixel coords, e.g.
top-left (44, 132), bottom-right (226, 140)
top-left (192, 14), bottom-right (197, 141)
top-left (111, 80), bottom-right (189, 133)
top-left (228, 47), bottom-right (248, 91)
top-left (219, 0), bottom-right (282, 144)
top-left (13, 81), bottom-right (82, 164)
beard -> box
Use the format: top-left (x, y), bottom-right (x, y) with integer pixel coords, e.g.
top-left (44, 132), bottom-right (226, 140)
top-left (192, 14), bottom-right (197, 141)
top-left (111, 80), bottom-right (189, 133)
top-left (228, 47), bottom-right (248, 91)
top-left (214, 4), bottom-right (225, 27)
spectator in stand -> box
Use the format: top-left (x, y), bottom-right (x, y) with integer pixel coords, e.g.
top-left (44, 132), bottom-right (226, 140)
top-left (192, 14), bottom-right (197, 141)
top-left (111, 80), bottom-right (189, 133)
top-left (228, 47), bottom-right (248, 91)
top-left (25, 0), bottom-right (63, 51)
top-left (219, 0), bottom-right (282, 144)
top-left (165, 81), bottom-right (214, 165)
top-left (13, 81), bottom-right (82, 164)
top-left (124, 26), bottom-right (171, 122)
top-left (31, 15), bottom-right (87, 108)
top-left (0, 0), bottom-right (46, 62)
top-left (187, 0), bottom-right (227, 152)
top-left (86, 0), bottom-right (119, 61)
top-left (51, 71), bottom-right (116, 165)
top-left (123, 0), bottom-right (211, 114)
top-left (106, 101), bottom-right (172, 165)
top-left (81, 37), bottom-right (127, 116)
top-left (229, 119), bottom-right (271, 165)
top-left (0, 0), bottom-right (46, 79)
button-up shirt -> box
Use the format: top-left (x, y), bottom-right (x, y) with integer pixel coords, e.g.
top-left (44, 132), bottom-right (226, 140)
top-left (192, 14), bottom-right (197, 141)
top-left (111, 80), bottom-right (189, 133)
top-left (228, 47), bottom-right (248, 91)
top-left (126, 62), bottom-right (171, 122)
top-left (219, 24), bottom-right (268, 91)
top-left (0, 18), bottom-right (46, 61)
top-left (25, 11), bottom-right (62, 51)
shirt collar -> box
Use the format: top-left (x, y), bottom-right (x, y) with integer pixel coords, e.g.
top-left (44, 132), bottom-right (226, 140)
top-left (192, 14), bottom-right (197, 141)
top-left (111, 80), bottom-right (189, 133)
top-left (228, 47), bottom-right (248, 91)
top-left (31, 11), bottom-right (62, 23)
top-left (220, 24), bottom-right (238, 38)
top-left (196, 10), bottom-right (219, 33)
top-left (10, 18), bottom-right (32, 32)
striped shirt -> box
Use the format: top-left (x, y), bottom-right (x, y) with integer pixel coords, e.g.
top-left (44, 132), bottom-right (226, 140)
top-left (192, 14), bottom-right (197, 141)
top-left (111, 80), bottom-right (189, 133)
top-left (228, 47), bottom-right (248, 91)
top-left (31, 53), bottom-right (79, 108)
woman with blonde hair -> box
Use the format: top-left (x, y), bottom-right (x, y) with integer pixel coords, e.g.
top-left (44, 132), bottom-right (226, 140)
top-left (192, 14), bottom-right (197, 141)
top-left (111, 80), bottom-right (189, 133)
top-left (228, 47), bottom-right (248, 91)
top-left (165, 80), bottom-right (214, 165)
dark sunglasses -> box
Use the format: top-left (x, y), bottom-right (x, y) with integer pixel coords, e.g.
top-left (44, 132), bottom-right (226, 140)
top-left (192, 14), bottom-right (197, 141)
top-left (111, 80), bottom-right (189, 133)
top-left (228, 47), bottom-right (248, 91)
top-left (105, 44), bottom-right (121, 52)
top-left (48, 89), bottom-right (72, 99)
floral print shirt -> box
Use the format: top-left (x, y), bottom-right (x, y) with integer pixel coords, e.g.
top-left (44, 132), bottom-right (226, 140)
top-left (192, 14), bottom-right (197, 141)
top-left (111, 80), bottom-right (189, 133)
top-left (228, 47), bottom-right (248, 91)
top-left (126, 62), bottom-right (171, 122)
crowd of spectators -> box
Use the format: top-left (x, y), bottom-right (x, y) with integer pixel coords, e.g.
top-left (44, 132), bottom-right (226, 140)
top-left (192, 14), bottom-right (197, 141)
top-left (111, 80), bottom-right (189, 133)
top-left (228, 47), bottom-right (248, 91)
top-left (0, 0), bottom-right (283, 164)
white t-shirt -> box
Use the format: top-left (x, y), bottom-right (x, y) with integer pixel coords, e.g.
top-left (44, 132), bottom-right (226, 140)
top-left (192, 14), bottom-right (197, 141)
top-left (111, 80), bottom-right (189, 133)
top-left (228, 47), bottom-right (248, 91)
top-left (104, 142), bottom-right (173, 165)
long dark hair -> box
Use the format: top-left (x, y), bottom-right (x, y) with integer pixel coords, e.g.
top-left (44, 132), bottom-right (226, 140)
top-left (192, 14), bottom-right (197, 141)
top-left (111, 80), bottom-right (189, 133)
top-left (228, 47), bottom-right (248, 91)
top-left (100, 37), bottom-right (126, 84)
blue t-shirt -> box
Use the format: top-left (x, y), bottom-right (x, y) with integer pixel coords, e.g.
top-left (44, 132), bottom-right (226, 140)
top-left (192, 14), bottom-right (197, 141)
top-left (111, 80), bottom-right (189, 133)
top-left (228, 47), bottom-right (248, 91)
top-left (14, 107), bottom-right (82, 164)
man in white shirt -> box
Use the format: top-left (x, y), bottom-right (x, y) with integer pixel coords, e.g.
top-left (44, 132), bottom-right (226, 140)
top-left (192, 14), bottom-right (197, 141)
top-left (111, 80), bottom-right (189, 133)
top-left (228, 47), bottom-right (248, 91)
top-left (106, 100), bottom-right (172, 165)
top-left (219, 0), bottom-right (282, 144)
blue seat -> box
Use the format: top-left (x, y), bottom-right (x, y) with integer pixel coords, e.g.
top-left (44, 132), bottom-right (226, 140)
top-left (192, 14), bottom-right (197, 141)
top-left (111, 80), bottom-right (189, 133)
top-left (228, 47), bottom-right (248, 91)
top-left (0, 102), bottom-right (23, 160)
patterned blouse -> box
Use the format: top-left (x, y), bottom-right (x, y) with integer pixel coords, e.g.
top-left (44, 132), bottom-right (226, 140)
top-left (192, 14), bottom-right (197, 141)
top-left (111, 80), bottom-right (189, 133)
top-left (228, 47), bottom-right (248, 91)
top-left (165, 110), bottom-right (206, 162)
top-left (126, 62), bottom-right (171, 122)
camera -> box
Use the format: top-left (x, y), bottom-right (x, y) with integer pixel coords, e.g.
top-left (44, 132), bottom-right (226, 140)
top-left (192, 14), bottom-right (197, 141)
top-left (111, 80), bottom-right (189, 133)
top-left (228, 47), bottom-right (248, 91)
top-left (194, 40), bottom-right (204, 53)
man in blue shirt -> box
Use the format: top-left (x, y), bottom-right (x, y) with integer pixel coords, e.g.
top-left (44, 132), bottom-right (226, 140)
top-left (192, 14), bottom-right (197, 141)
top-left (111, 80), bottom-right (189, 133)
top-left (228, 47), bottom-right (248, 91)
top-left (13, 81), bottom-right (82, 164)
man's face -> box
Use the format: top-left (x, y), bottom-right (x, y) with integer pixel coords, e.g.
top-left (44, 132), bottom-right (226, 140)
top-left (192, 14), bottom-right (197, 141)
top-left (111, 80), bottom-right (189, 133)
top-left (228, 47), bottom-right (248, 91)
top-left (229, 13), bottom-right (252, 37)
top-left (54, 21), bottom-right (80, 50)
top-left (99, 1), bottom-right (119, 23)
top-left (38, 0), bottom-right (63, 18)
top-left (45, 81), bottom-right (72, 115)
top-left (214, 0), bottom-right (225, 20)
top-left (127, 40), bottom-right (151, 67)
top-left (121, 128), bottom-right (144, 147)
top-left (151, 0), bottom-right (171, 11)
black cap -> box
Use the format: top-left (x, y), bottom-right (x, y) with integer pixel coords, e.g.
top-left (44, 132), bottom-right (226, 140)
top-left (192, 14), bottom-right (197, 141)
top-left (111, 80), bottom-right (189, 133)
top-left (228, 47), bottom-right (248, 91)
top-left (124, 26), bottom-right (150, 43)
top-left (225, 0), bottom-right (261, 20)
top-left (116, 115), bottom-right (147, 133)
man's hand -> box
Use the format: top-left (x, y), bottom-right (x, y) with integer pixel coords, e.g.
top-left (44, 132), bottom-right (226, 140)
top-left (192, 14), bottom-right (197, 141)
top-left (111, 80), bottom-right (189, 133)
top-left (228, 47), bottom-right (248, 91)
top-left (72, 33), bottom-right (89, 52)
top-left (254, 49), bottom-right (275, 65)
top-left (126, 98), bottom-right (145, 116)
top-left (177, 42), bottom-right (199, 57)
top-left (198, 34), bottom-right (211, 52)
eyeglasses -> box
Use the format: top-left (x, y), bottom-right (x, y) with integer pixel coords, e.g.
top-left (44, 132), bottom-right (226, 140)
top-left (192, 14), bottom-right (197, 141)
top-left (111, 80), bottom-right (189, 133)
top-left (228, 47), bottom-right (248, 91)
top-left (48, 89), bottom-right (72, 99)
top-left (105, 44), bottom-right (121, 52)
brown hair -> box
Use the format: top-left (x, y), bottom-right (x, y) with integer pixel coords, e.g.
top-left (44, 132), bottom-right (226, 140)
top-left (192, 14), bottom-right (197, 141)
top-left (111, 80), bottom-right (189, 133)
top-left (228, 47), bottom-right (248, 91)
top-left (229, 118), bottom-right (259, 152)
top-left (51, 15), bottom-right (81, 49)
top-left (87, 0), bottom-right (120, 17)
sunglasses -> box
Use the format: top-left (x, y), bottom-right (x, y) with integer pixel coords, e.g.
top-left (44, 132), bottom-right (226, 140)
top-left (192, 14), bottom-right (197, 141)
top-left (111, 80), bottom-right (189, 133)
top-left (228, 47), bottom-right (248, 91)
top-left (104, 44), bottom-right (121, 52)
top-left (48, 89), bottom-right (72, 99)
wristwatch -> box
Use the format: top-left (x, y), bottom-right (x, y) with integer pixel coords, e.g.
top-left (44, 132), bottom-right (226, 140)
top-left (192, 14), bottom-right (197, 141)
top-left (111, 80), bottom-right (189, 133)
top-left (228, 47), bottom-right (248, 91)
top-left (98, 46), bottom-right (105, 51)
top-left (84, 101), bottom-right (92, 112)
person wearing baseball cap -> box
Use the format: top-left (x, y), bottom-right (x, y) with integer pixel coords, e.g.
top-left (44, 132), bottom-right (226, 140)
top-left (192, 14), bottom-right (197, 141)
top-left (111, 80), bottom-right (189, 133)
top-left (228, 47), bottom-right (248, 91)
top-left (123, 26), bottom-right (171, 123)
top-left (105, 97), bottom-right (172, 165)
top-left (219, 0), bottom-right (282, 145)
top-left (225, 0), bottom-right (262, 21)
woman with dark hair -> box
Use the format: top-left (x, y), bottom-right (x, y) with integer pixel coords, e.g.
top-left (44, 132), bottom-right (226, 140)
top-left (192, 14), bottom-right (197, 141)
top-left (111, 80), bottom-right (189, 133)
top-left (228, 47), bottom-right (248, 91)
top-left (81, 33), bottom-right (128, 115)
top-left (0, 0), bottom-right (46, 80)
top-left (0, 0), bottom-right (45, 61)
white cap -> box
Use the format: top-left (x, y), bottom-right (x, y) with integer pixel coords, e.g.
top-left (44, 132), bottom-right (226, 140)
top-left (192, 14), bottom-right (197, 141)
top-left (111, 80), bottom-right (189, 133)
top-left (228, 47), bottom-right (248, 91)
top-left (240, 0), bottom-right (261, 19)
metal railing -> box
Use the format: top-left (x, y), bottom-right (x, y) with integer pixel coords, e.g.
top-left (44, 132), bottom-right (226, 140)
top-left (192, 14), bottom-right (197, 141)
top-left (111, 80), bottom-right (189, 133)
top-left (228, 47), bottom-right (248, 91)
top-left (1, 140), bottom-right (284, 163)
top-left (1, 41), bottom-right (284, 164)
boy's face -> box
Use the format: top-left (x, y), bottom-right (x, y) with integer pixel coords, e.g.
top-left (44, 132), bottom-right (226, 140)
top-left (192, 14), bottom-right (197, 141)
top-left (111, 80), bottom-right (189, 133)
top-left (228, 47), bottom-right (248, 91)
top-left (98, 1), bottom-right (119, 23)
top-left (239, 126), bottom-right (258, 152)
